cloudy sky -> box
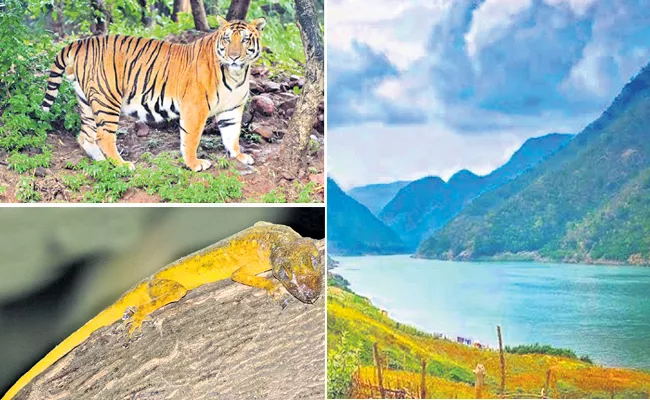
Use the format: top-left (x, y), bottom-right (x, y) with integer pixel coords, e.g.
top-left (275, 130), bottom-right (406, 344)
top-left (327, 0), bottom-right (650, 189)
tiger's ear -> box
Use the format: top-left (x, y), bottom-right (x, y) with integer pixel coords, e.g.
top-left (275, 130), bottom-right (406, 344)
top-left (250, 17), bottom-right (266, 32)
top-left (217, 15), bottom-right (228, 26)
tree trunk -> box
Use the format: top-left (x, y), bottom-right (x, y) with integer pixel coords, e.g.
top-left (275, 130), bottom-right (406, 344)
top-left (278, 0), bottom-right (324, 179)
top-left (138, 0), bottom-right (154, 27)
top-left (225, 0), bottom-right (251, 20)
top-left (12, 241), bottom-right (325, 400)
top-left (89, 0), bottom-right (110, 35)
top-left (51, 0), bottom-right (65, 38)
top-left (189, 0), bottom-right (210, 31)
top-left (172, 0), bottom-right (191, 22)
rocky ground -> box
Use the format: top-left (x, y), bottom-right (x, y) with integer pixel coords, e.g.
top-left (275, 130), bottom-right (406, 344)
top-left (0, 33), bottom-right (324, 203)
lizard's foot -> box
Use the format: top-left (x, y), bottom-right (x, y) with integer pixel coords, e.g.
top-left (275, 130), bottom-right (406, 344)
top-left (123, 307), bottom-right (152, 338)
top-left (268, 285), bottom-right (290, 310)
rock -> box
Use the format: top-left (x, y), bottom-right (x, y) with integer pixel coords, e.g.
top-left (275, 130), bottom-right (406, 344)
top-left (263, 81), bottom-right (281, 92)
top-left (249, 80), bottom-right (263, 94)
top-left (289, 75), bottom-right (301, 82)
top-left (286, 108), bottom-right (295, 117)
top-left (296, 79), bottom-right (305, 88)
top-left (251, 66), bottom-right (268, 77)
top-left (252, 124), bottom-right (274, 139)
top-left (318, 102), bottom-right (324, 112)
top-left (250, 95), bottom-right (275, 116)
top-left (242, 111), bottom-right (253, 125)
top-left (34, 167), bottom-right (47, 178)
top-left (276, 92), bottom-right (297, 101)
top-left (313, 114), bottom-right (324, 134)
top-left (279, 97), bottom-right (299, 112)
top-left (135, 121), bottom-right (149, 137)
top-left (281, 172), bottom-right (295, 181)
top-left (309, 173), bottom-right (324, 185)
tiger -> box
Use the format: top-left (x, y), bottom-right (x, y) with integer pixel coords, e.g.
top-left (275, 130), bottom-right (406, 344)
top-left (41, 16), bottom-right (266, 172)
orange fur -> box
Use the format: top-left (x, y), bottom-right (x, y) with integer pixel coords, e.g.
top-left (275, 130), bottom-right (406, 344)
top-left (42, 17), bottom-right (266, 171)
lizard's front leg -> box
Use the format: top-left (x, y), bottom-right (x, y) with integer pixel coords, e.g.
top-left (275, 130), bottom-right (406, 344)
top-left (217, 105), bottom-right (254, 165)
top-left (124, 278), bottom-right (188, 337)
top-left (231, 263), bottom-right (288, 306)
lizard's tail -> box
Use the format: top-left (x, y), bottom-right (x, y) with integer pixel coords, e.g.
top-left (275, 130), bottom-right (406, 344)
top-left (41, 42), bottom-right (76, 112)
top-left (1, 307), bottom-right (120, 400)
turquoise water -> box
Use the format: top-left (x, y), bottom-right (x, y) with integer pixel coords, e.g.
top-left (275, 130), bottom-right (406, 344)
top-left (332, 255), bottom-right (650, 369)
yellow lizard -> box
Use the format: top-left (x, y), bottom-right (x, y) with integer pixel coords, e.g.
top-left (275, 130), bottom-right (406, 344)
top-left (2, 221), bottom-right (322, 400)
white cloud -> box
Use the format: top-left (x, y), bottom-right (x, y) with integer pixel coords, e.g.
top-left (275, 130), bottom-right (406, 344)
top-left (543, 0), bottom-right (597, 16)
top-left (561, 41), bottom-right (612, 97)
top-left (465, 0), bottom-right (533, 58)
top-left (328, 123), bottom-right (540, 190)
top-left (327, 0), bottom-right (450, 70)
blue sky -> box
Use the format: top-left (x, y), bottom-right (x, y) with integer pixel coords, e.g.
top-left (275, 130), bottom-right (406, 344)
top-left (327, 0), bottom-right (650, 189)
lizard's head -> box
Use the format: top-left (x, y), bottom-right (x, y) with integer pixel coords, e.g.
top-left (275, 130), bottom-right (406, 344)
top-left (272, 238), bottom-right (322, 304)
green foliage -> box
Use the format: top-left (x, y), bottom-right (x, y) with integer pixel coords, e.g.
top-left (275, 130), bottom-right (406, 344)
top-left (0, 0), bottom-right (78, 172)
top-left (295, 181), bottom-right (318, 203)
top-left (60, 153), bottom-right (243, 203)
top-left (15, 177), bottom-right (41, 202)
top-left (327, 272), bottom-right (351, 292)
top-left (504, 343), bottom-right (592, 363)
top-left (7, 148), bottom-right (52, 173)
top-left (130, 152), bottom-right (243, 203)
top-left (0, 185), bottom-right (6, 196)
top-left (327, 332), bottom-right (361, 399)
top-left (259, 188), bottom-right (287, 203)
top-left (61, 173), bottom-right (88, 191)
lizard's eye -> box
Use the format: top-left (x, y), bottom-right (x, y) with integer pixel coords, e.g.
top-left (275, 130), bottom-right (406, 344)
top-left (310, 255), bottom-right (320, 271)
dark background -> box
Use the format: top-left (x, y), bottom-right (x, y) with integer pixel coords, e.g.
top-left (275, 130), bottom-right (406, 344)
top-left (0, 207), bottom-right (324, 394)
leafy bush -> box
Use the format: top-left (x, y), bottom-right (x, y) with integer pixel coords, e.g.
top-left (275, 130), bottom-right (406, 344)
top-left (0, 0), bottom-right (79, 168)
top-left (327, 332), bottom-right (360, 399)
top-left (505, 343), bottom-right (592, 363)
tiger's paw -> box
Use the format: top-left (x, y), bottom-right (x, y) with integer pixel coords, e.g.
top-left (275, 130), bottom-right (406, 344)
top-left (124, 161), bottom-right (136, 171)
top-left (187, 159), bottom-right (212, 172)
top-left (236, 153), bottom-right (255, 165)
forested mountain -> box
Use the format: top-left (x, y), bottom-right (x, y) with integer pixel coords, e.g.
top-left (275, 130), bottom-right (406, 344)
top-left (327, 178), bottom-right (407, 255)
top-left (379, 134), bottom-right (573, 250)
top-left (418, 63), bottom-right (650, 265)
top-left (348, 181), bottom-right (411, 216)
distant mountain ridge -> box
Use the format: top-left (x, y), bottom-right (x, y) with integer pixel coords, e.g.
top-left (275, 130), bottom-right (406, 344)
top-left (327, 178), bottom-right (407, 255)
top-left (348, 181), bottom-right (411, 216)
top-left (379, 133), bottom-right (573, 250)
top-left (418, 62), bottom-right (650, 265)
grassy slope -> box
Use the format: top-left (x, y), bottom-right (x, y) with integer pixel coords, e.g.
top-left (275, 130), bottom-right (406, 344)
top-left (327, 283), bottom-right (650, 399)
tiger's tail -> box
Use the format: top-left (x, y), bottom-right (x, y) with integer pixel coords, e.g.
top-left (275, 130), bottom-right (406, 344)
top-left (41, 44), bottom-right (74, 112)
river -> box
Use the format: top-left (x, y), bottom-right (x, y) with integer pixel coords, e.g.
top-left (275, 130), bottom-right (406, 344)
top-left (332, 255), bottom-right (650, 369)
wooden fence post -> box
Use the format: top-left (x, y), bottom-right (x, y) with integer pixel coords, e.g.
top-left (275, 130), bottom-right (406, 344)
top-left (497, 325), bottom-right (506, 397)
top-left (373, 342), bottom-right (386, 398)
top-left (420, 359), bottom-right (427, 399)
top-left (543, 368), bottom-right (552, 399)
top-left (474, 364), bottom-right (486, 399)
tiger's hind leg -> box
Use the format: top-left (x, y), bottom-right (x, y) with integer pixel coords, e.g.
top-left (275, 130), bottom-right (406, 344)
top-left (76, 95), bottom-right (106, 161)
top-left (89, 97), bottom-right (134, 170)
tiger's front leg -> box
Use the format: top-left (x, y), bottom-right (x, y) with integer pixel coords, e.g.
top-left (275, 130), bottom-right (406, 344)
top-left (179, 103), bottom-right (212, 172)
top-left (217, 106), bottom-right (254, 165)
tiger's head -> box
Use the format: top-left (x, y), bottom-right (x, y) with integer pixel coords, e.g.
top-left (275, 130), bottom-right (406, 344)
top-left (215, 16), bottom-right (266, 71)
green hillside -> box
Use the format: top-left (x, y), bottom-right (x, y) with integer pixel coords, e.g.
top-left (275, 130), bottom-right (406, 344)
top-left (380, 134), bottom-right (572, 250)
top-left (348, 181), bottom-right (411, 216)
top-left (418, 62), bottom-right (650, 264)
top-left (327, 178), bottom-right (407, 255)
